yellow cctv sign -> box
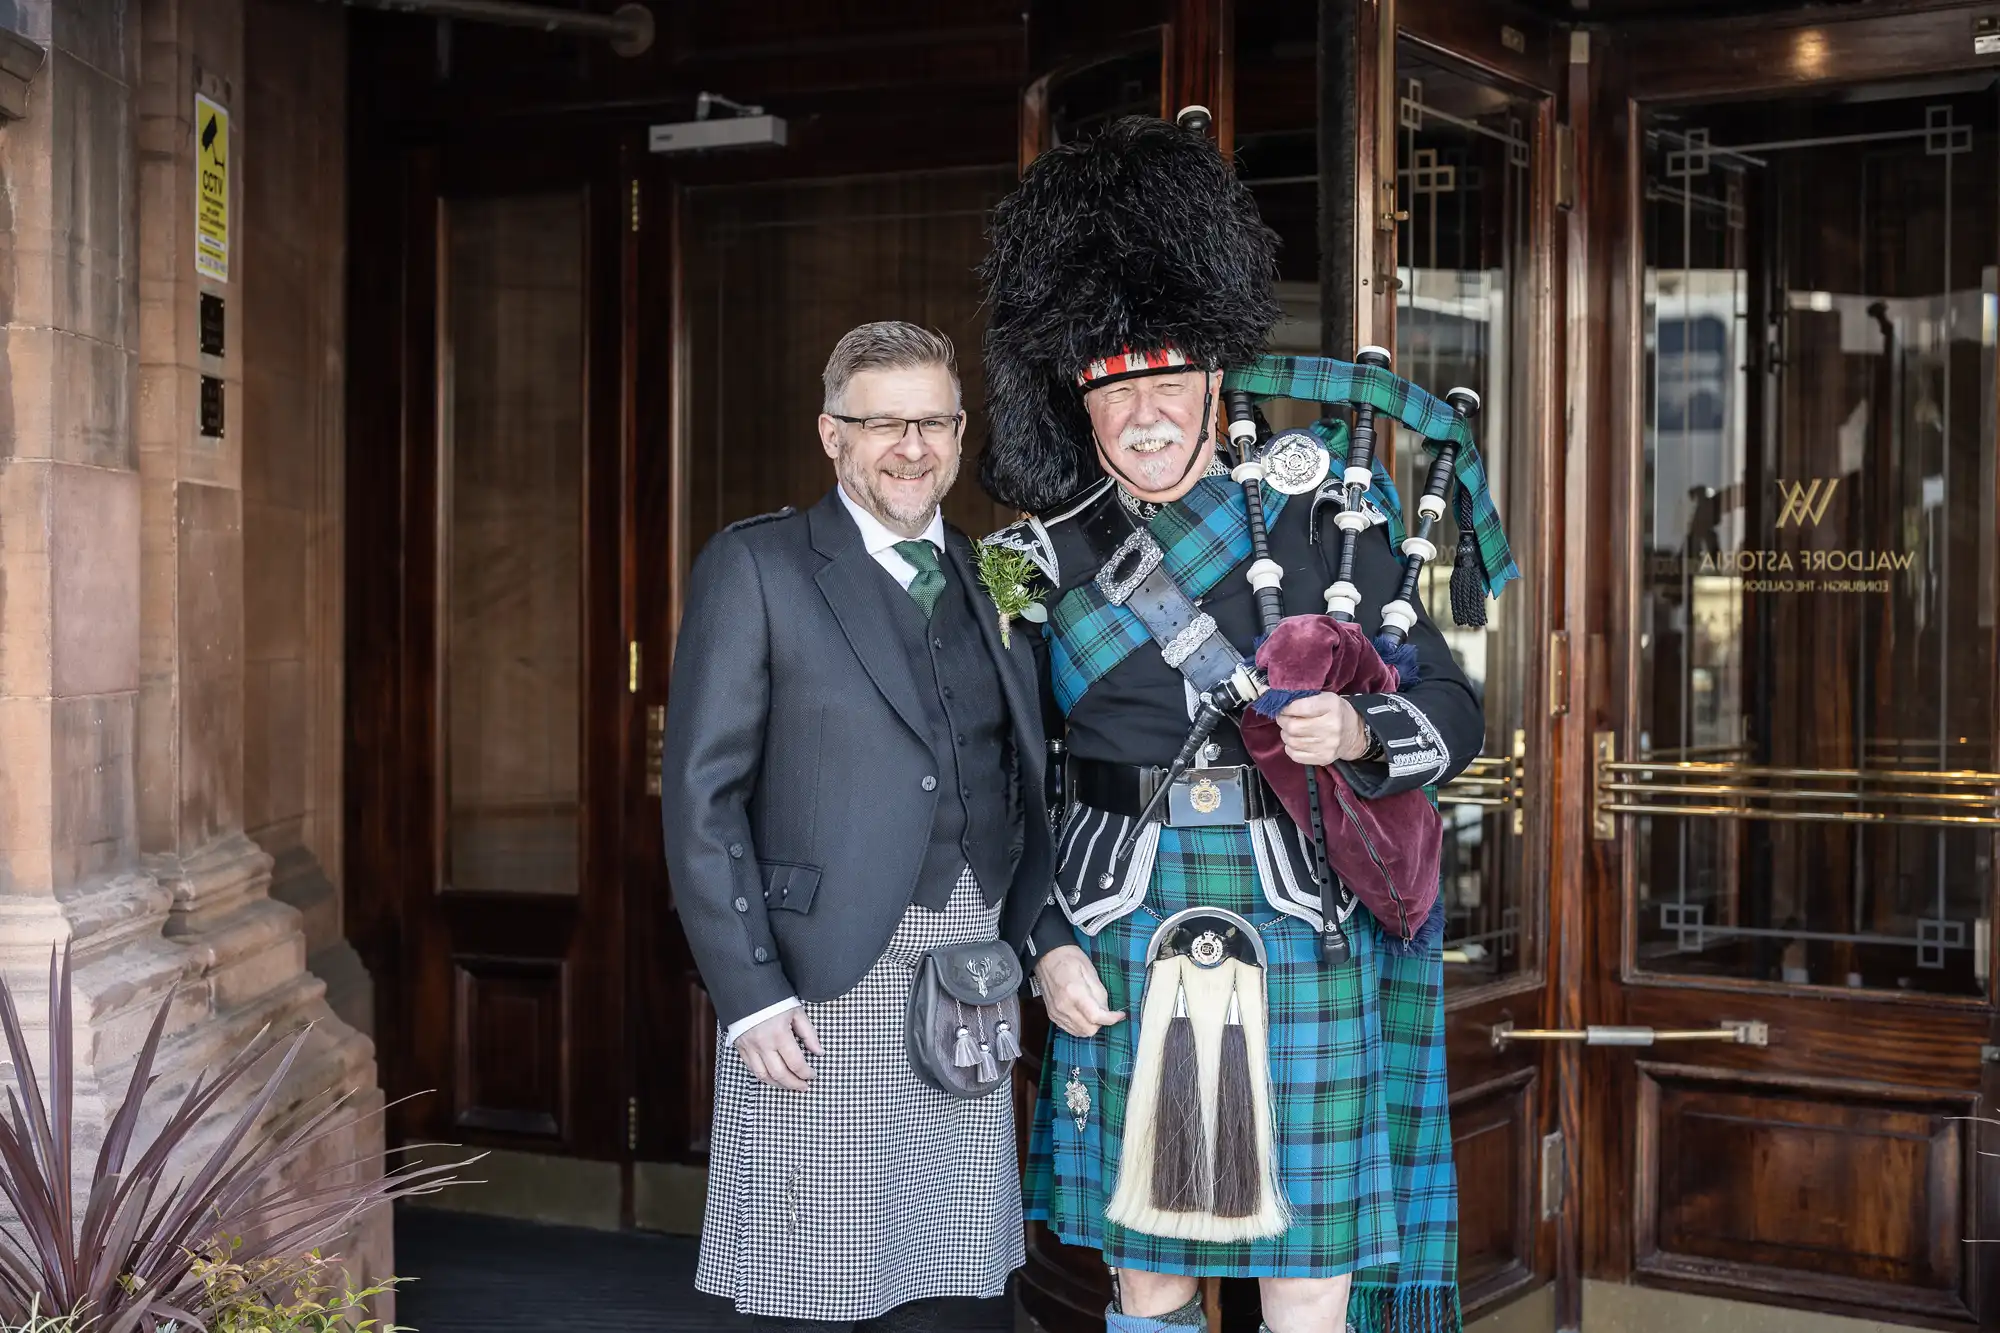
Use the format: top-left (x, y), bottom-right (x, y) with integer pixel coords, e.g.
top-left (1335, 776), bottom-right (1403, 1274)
top-left (196, 94), bottom-right (228, 283)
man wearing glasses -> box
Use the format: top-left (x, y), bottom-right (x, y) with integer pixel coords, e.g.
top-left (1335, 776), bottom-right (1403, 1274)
top-left (665, 322), bottom-right (1073, 1331)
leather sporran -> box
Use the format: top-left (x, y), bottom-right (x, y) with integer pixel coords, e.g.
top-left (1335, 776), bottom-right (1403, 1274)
top-left (905, 939), bottom-right (1024, 1100)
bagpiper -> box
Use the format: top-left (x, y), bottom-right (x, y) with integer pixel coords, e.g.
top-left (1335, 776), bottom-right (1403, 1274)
top-left (977, 110), bottom-right (1519, 1333)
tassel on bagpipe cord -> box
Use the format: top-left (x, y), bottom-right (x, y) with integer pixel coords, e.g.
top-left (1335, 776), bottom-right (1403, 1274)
top-left (1326, 345), bottom-right (1392, 623)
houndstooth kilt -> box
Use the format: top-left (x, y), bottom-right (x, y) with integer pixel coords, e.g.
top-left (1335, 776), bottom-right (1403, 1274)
top-left (696, 866), bottom-right (1025, 1322)
top-left (1022, 819), bottom-right (1462, 1332)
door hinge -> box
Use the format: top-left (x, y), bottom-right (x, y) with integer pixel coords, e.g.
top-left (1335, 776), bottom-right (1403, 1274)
top-left (629, 640), bottom-right (641, 694)
top-left (630, 179), bottom-right (640, 233)
top-left (1540, 1130), bottom-right (1565, 1219)
top-left (1549, 630), bottom-right (1570, 716)
top-left (645, 704), bottom-right (666, 796)
top-left (627, 1095), bottom-right (640, 1151)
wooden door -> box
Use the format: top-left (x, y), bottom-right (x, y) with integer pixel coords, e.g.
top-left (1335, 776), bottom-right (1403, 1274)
top-left (382, 140), bottom-right (633, 1161)
top-left (1564, 11), bottom-right (2000, 1327)
top-left (1385, 7), bottom-right (1571, 1327)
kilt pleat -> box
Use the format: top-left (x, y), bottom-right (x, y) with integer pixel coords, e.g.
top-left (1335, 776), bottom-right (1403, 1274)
top-left (696, 868), bottom-right (1025, 1322)
top-left (1023, 821), bottom-right (1460, 1330)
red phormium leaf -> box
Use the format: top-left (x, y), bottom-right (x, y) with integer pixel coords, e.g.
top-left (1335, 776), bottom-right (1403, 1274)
top-left (0, 943), bottom-right (476, 1328)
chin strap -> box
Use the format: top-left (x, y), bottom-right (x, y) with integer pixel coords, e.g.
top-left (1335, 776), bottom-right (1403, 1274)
top-left (1096, 380), bottom-right (1217, 503)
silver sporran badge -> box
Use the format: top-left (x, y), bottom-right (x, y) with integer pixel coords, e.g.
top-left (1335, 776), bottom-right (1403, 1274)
top-left (1260, 430), bottom-right (1331, 496)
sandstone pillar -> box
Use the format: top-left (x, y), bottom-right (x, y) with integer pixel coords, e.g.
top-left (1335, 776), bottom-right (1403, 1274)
top-left (0, 0), bottom-right (388, 1294)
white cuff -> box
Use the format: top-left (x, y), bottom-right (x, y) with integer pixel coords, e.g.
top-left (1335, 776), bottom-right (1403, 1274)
top-left (724, 996), bottom-right (802, 1048)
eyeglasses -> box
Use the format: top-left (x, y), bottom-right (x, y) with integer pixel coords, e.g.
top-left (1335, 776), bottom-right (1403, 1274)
top-left (828, 412), bottom-right (964, 444)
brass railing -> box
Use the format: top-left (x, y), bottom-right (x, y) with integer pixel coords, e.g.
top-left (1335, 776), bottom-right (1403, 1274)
top-left (1439, 729), bottom-right (1527, 834)
top-left (1592, 731), bottom-right (2000, 838)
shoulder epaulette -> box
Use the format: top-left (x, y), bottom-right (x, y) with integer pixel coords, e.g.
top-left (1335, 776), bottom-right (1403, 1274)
top-left (982, 514), bottom-right (1060, 588)
top-left (724, 506), bottom-right (796, 532)
top-left (983, 478), bottom-right (1114, 590)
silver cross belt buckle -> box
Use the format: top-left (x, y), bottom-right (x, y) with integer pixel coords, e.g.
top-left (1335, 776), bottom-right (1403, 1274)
top-left (1166, 767), bottom-right (1247, 827)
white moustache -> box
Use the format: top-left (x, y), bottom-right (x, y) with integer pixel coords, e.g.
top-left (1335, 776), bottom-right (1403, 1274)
top-left (1119, 422), bottom-right (1186, 453)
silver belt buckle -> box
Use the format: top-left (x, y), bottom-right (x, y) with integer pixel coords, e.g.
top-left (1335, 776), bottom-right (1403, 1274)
top-left (1167, 767), bottom-right (1247, 827)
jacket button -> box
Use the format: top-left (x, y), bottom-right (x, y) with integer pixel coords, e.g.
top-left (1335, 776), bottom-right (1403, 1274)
top-left (734, 897), bottom-right (749, 912)
top-left (962, 786), bottom-right (973, 798)
top-left (956, 734), bottom-right (967, 746)
top-left (754, 947), bottom-right (769, 962)
top-left (727, 843), bottom-right (743, 859)
top-left (934, 637), bottom-right (946, 650)
top-left (922, 775), bottom-right (937, 791)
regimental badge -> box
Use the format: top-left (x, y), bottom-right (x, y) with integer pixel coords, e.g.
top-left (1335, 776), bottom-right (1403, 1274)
top-left (1188, 776), bottom-right (1223, 815)
top-left (1189, 930), bottom-right (1227, 968)
top-left (1065, 1068), bottom-right (1091, 1132)
top-left (1261, 430), bottom-right (1332, 496)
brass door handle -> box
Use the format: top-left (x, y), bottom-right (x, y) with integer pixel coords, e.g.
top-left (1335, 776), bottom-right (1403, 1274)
top-left (1491, 1019), bottom-right (1768, 1051)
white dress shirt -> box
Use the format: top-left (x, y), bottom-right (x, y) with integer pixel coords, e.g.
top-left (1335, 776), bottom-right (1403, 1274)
top-left (721, 488), bottom-right (946, 1049)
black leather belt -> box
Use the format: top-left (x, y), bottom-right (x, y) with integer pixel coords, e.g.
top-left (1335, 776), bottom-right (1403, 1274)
top-left (1072, 757), bottom-right (1277, 825)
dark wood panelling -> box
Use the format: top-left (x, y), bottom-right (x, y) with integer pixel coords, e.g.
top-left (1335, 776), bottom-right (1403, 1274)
top-left (454, 956), bottom-right (569, 1137)
top-left (1451, 1070), bottom-right (1541, 1300)
top-left (1171, 0), bottom-right (1234, 150)
top-left (1637, 1064), bottom-right (1976, 1321)
top-left (1620, 4), bottom-right (2000, 101)
top-left (1400, 0), bottom-right (1569, 95)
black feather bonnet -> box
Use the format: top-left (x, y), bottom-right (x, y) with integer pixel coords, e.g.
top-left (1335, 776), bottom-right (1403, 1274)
top-left (976, 114), bottom-right (1282, 515)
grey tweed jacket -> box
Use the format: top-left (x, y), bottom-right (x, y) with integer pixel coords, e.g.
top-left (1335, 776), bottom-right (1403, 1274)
top-left (661, 489), bottom-right (1062, 1031)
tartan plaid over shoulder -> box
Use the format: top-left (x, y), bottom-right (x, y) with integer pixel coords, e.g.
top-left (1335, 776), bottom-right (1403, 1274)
top-left (1223, 353), bottom-right (1521, 600)
top-left (1046, 474), bottom-right (1292, 714)
top-left (1043, 433), bottom-right (1404, 715)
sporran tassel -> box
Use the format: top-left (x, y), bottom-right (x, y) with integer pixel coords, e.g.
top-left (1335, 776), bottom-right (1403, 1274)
top-left (994, 1019), bottom-right (1021, 1061)
top-left (953, 1001), bottom-right (978, 1068)
top-left (1211, 985), bottom-right (1260, 1219)
top-left (975, 1008), bottom-right (1000, 1082)
top-left (1150, 981), bottom-right (1209, 1212)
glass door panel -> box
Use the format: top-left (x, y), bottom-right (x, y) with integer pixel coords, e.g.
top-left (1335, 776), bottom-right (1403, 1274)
top-left (1630, 80), bottom-right (2000, 997)
top-left (1393, 47), bottom-right (1544, 993)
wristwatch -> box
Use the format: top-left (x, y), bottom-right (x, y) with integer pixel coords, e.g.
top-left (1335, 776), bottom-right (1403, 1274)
top-left (1358, 719), bottom-right (1385, 763)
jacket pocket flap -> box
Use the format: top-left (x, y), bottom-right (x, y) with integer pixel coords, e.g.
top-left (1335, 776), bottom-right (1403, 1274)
top-left (759, 860), bottom-right (821, 913)
top-left (929, 940), bottom-right (1022, 1005)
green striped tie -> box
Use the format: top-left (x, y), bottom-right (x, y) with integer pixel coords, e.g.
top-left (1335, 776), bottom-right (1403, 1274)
top-left (893, 540), bottom-right (946, 619)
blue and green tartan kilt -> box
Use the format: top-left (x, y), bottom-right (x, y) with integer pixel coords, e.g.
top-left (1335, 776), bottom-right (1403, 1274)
top-left (1023, 821), bottom-right (1462, 1332)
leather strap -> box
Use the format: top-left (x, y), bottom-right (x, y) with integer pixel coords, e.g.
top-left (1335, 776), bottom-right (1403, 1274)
top-left (1071, 758), bottom-right (1276, 822)
top-left (1076, 498), bottom-right (1247, 698)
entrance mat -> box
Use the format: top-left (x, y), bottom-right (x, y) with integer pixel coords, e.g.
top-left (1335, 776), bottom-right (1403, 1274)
top-left (391, 1205), bottom-right (1015, 1331)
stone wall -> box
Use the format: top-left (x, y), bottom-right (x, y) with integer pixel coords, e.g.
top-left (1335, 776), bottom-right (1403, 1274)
top-left (242, 0), bottom-right (365, 1038)
top-left (0, 0), bottom-right (388, 1307)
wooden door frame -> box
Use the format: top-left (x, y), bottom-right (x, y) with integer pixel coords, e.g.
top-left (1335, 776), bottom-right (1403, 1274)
top-left (1386, 2), bottom-right (1578, 1324)
top-left (1571, 6), bottom-right (2000, 1325)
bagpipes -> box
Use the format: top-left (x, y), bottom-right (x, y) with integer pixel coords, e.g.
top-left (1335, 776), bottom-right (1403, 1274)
top-left (1104, 346), bottom-right (1484, 964)
top-left (1106, 346), bottom-right (1489, 1242)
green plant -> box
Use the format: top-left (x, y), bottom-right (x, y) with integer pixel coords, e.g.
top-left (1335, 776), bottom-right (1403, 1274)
top-left (972, 539), bottom-right (1048, 647)
top-left (0, 945), bottom-right (474, 1332)
top-left (169, 1242), bottom-right (410, 1333)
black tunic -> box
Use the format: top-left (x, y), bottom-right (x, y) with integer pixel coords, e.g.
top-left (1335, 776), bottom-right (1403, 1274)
top-left (1033, 479), bottom-right (1484, 802)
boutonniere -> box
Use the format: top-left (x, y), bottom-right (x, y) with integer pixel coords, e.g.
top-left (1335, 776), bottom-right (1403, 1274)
top-left (972, 540), bottom-right (1048, 648)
